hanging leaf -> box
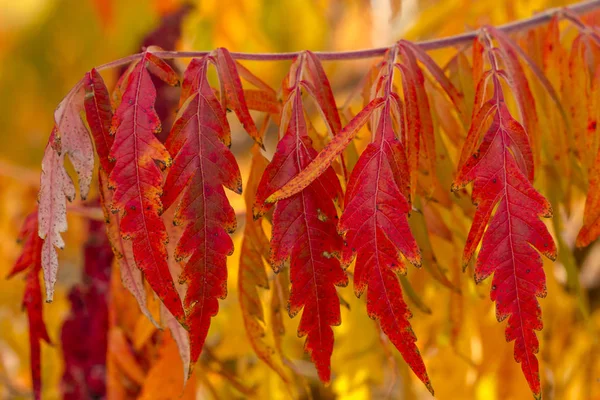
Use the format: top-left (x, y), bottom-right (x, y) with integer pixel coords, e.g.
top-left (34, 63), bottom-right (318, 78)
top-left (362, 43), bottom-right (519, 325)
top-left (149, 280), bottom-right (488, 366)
top-left (38, 129), bottom-right (76, 302)
top-left (254, 89), bottom-right (347, 383)
top-left (339, 101), bottom-right (432, 394)
top-left (454, 95), bottom-right (556, 397)
top-left (108, 50), bottom-right (184, 322)
top-left (162, 56), bottom-right (241, 365)
top-left (8, 212), bottom-right (51, 400)
top-left (38, 77), bottom-right (95, 302)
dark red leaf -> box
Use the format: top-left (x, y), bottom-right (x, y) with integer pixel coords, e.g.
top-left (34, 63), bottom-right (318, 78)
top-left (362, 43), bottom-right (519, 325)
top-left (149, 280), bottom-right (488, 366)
top-left (9, 212), bottom-right (51, 400)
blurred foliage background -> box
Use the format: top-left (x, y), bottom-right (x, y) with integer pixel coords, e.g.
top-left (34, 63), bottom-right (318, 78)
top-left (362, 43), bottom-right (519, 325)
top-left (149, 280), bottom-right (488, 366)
top-left (1, 0), bottom-right (599, 399)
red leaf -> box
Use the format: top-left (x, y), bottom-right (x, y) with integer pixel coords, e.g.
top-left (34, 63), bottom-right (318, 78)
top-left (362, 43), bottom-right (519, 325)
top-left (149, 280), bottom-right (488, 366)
top-left (254, 90), bottom-right (347, 382)
top-left (24, 265), bottom-right (50, 400)
top-left (338, 100), bottom-right (432, 394)
top-left (11, 213), bottom-right (39, 278)
top-left (162, 56), bottom-right (242, 364)
top-left (108, 50), bottom-right (184, 322)
top-left (215, 48), bottom-right (262, 146)
top-left (9, 212), bottom-right (51, 400)
top-left (84, 68), bottom-right (114, 173)
top-left (454, 98), bottom-right (556, 397)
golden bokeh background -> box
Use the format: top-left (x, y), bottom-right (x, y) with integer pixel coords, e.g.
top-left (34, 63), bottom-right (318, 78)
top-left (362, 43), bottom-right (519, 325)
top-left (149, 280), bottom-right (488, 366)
top-left (0, 0), bottom-right (598, 399)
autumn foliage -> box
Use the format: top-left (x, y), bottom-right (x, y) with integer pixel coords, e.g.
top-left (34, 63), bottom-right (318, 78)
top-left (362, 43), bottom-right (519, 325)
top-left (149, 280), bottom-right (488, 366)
top-left (9, 1), bottom-right (600, 399)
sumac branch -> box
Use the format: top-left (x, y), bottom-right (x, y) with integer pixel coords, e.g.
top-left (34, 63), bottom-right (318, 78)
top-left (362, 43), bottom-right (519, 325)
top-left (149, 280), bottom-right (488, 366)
top-left (12, 1), bottom-right (600, 398)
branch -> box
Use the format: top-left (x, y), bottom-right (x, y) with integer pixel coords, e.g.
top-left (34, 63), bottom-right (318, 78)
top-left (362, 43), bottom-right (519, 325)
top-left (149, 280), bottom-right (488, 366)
top-left (96, 0), bottom-right (600, 71)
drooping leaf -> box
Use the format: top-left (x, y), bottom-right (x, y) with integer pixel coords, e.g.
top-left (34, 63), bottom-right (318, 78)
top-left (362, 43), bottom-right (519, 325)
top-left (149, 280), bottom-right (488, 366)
top-left (38, 129), bottom-right (76, 302)
top-left (162, 206), bottom-right (192, 382)
top-left (38, 78), bottom-right (95, 302)
top-left (8, 212), bottom-right (51, 400)
top-left (22, 262), bottom-right (50, 400)
top-left (108, 50), bottom-right (184, 322)
top-left (457, 71), bottom-right (495, 172)
top-left (338, 101), bottom-right (432, 394)
top-left (107, 327), bottom-right (146, 389)
top-left (410, 198), bottom-right (456, 291)
top-left (162, 56), bottom-right (241, 365)
top-left (254, 89), bottom-right (348, 383)
top-left (454, 94), bottom-right (556, 398)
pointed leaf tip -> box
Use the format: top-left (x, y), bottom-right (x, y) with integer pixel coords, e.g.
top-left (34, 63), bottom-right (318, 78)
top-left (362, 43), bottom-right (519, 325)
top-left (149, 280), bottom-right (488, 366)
top-left (339, 105), bottom-right (430, 389)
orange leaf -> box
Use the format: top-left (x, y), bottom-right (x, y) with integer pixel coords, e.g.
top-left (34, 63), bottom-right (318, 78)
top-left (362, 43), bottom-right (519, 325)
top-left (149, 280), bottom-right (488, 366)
top-left (264, 97), bottom-right (385, 204)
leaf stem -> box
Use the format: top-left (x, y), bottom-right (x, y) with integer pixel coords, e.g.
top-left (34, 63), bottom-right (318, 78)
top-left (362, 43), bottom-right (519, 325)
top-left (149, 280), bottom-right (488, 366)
top-left (95, 0), bottom-right (598, 70)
